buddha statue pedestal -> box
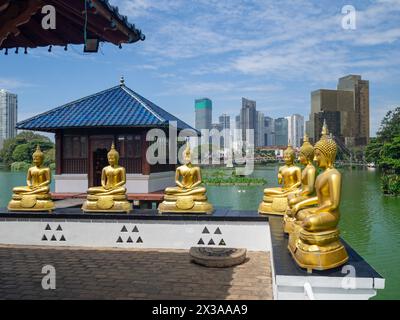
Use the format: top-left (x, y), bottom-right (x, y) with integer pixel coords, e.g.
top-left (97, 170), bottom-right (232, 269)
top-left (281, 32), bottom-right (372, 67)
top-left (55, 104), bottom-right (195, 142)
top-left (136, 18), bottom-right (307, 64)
top-left (288, 226), bottom-right (348, 272)
top-left (158, 194), bottom-right (213, 214)
top-left (82, 194), bottom-right (132, 213)
top-left (7, 145), bottom-right (55, 213)
top-left (8, 194), bottom-right (55, 212)
top-left (258, 196), bottom-right (289, 216)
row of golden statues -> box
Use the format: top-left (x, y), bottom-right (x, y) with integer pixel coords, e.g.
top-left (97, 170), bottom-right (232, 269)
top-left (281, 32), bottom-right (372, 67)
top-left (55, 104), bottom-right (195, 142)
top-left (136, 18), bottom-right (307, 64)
top-left (7, 122), bottom-right (348, 271)
top-left (259, 122), bottom-right (348, 272)
top-left (7, 142), bottom-right (213, 215)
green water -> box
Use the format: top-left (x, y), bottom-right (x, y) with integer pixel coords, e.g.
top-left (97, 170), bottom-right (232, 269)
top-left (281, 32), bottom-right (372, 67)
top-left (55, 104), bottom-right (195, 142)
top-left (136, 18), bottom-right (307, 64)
top-left (0, 167), bottom-right (399, 299)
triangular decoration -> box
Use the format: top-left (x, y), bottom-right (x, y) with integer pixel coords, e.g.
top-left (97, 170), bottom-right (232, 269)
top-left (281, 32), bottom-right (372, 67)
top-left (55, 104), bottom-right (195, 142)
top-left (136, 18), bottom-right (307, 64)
top-left (214, 227), bottom-right (222, 235)
top-left (198, 238), bottom-right (205, 245)
top-left (202, 227), bottom-right (210, 234)
top-left (42, 235), bottom-right (48, 241)
top-left (136, 237), bottom-right (143, 243)
top-left (219, 239), bottom-right (226, 246)
top-left (51, 235), bottom-right (57, 241)
top-left (127, 236), bottom-right (133, 243)
top-left (60, 235), bottom-right (66, 241)
top-left (45, 224), bottom-right (51, 231)
top-left (117, 236), bottom-right (123, 243)
top-left (132, 226), bottom-right (139, 233)
top-left (121, 225), bottom-right (128, 232)
top-left (56, 225), bottom-right (63, 231)
top-left (208, 239), bottom-right (215, 245)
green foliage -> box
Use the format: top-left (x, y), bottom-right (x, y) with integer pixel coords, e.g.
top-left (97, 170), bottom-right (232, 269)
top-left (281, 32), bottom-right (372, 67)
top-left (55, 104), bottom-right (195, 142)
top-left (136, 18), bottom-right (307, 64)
top-left (0, 131), bottom-right (55, 168)
top-left (10, 161), bottom-right (31, 172)
top-left (12, 144), bottom-right (32, 162)
top-left (365, 138), bottom-right (383, 163)
top-left (381, 174), bottom-right (400, 196)
top-left (366, 107), bottom-right (400, 195)
top-left (203, 169), bottom-right (267, 185)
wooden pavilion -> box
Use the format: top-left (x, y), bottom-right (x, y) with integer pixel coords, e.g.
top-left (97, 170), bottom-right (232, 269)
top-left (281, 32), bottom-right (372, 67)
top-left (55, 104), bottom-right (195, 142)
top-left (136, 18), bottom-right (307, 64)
top-left (0, 0), bottom-right (145, 51)
top-left (16, 78), bottom-right (196, 195)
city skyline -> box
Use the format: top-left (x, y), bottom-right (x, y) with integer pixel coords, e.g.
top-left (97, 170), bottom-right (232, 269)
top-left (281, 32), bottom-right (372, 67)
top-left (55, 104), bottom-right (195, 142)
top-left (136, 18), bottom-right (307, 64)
top-left (1, 0), bottom-right (399, 137)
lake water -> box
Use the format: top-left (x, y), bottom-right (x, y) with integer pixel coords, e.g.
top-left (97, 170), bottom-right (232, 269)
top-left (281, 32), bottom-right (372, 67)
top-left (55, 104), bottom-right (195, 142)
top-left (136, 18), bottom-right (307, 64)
top-left (0, 167), bottom-right (399, 299)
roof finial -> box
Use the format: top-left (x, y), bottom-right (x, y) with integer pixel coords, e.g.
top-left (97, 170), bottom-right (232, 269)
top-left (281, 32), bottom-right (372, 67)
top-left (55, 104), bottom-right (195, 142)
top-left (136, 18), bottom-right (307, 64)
top-left (120, 76), bottom-right (125, 85)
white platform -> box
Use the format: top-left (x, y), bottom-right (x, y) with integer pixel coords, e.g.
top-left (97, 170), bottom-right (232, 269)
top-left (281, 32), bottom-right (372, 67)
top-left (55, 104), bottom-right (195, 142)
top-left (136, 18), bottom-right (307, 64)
top-left (55, 171), bottom-right (175, 193)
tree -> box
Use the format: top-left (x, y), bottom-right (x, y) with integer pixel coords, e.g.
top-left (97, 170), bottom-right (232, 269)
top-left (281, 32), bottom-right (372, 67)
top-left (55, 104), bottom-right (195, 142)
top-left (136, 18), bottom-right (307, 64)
top-left (0, 131), bottom-right (55, 168)
top-left (366, 107), bottom-right (400, 195)
top-left (12, 144), bottom-right (31, 162)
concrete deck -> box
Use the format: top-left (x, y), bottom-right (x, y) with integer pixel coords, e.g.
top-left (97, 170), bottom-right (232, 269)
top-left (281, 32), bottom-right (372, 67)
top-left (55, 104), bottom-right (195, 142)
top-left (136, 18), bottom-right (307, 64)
top-left (0, 246), bottom-right (272, 300)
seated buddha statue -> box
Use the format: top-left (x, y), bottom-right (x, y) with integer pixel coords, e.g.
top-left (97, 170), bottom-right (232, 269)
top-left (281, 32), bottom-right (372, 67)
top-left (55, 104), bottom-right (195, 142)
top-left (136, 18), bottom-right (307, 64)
top-left (8, 145), bottom-right (55, 212)
top-left (158, 142), bottom-right (213, 214)
top-left (82, 143), bottom-right (132, 213)
top-left (283, 135), bottom-right (316, 233)
top-left (287, 122), bottom-right (348, 272)
top-left (258, 144), bottom-right (301, 215)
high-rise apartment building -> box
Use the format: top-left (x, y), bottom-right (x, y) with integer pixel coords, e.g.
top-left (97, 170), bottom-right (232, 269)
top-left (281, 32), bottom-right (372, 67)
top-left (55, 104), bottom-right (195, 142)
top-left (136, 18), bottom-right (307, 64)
top-left (195, 98), bottom-right (212, 131)
top-left (0, 89), bottom-right (18, 149)
top-left (286, 114), bottom-right (304, 148)
top-left (256, 111), bottom-right (265, 147)
top-left (274, 117), bottom-right (288, 146)
top-left (264, 117), bottom-right (275, 146)
top-left (219, 114), bottom-right (230, 130)
top-left (240, 98), bottom-right (257, 145)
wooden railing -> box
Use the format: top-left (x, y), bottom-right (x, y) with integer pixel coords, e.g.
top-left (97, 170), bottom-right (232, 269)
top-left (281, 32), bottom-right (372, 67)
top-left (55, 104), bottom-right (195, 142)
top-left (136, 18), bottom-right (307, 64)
top-left (62, 159), bottom-right (87, 174)
top-left (120, 158), bottom-right (142, 174)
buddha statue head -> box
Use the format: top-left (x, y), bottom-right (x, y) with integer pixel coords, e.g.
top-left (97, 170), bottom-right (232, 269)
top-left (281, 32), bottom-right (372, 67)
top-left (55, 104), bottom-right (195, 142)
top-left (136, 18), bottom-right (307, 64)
top-left (299, 134), bottom-right (314, 165)
top-left (32, 145), bottom-right (44, 167)
top-left (283, 143), bottom-right (296, 165)
top-left (314, 121), bottom-right (337, 169)
top-left (107, 143), bottom-right (120, 166)
top-left (183, 142), bottom-right (192, 164)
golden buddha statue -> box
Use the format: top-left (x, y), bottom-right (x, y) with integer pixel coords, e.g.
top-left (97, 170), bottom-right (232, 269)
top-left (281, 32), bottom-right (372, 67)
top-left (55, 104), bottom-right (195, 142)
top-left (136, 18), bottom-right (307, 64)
top-left (158, 142), bottom-right (213, 214)
top-left (287, 122), bottom-right (348, 272)
top-left (283, 135), bottom-right (316, 233)
top-left (82, 143), bottom-right (132, 213)
top-left (8, 145), bottom-right (55, 212)
top-left (258, 144), bottom-right (301, 215)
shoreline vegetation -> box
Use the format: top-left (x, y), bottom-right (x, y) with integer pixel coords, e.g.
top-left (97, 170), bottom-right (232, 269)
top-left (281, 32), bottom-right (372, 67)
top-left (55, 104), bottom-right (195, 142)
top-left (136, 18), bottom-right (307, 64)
top-left (366, 107), bottom-right (400, 196)
top-left (0, 131), bottom-right (55, 171)
top-left (202, 169), bottom-right (267, 186)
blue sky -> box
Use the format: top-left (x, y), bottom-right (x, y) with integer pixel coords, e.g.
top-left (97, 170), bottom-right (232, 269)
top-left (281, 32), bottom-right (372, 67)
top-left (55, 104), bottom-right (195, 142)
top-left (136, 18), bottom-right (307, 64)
top-left (1, 0), bottom-right (400, 137)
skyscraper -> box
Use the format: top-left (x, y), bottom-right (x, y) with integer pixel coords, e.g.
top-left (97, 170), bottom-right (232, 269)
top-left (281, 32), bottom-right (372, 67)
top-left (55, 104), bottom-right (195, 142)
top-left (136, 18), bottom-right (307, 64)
top-left (264, 117), bottom-right (275, 146)
top-left (195, 98), bottom-right (212, 131)
top-left (219, 114), bottom-right (230, 130)
top-left (0, 89), bottom-right (18, 149)
top-left (218, 114), bottom-right (231, 149)
top-left (255, 111), bottom-right (266, 147)
top-left (337, 75), bottom-right (370, 145)
top-left (306, 75), bottom-right (369, 146)
top-left (286, 114), bottom-right (304, 148)
top-left (240, 98), bottom-right (257, 145)
top-left (274, 117), bottom-right (288, 146)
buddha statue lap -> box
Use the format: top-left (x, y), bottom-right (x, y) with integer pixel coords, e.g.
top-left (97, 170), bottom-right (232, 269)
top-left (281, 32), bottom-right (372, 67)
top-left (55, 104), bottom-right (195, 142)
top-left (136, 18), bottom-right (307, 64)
top-left (287, 122), bottom-right (348, 272)
top-left (82, 143), bottom-right (132, 213)
top-left (8, 146), bottom-right (55, 212)
top-left (283, 135), bottom-right (316, 233)
top-left (258, 144), bottom-right (301, 215)
top-left (158, 143), bottom-right (213, 214)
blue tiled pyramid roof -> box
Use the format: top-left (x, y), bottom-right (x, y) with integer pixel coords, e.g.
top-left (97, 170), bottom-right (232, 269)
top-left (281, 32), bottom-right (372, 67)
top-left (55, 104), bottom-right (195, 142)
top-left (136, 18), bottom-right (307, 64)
top-left (17, 84), bottom-right (195, 132)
